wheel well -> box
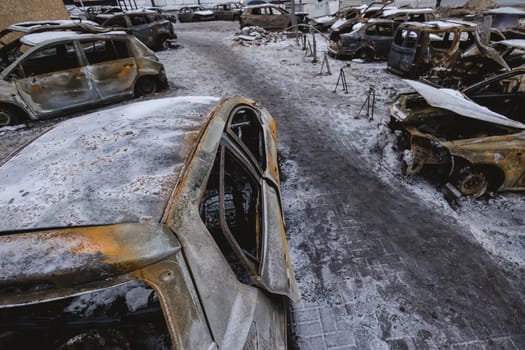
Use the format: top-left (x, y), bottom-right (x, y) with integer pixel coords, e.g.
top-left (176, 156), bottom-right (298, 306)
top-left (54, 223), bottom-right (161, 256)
top-left (451, 157), bottom-right (505, 192)
top-left (0, 102), bottom-right (30, 123)
top-left (356, 47), bottom-right (374, 57)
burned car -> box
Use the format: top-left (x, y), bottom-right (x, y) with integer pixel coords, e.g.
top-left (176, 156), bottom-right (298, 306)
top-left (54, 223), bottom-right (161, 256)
top-left (438, 39), bottom-right (525, 88)
top-left (0, 31), bottom-right (167, 126)
top-left (211, 2), bottom-right (243, 21)
top-left (177, 6), bottom-right (215, 22)
top-left (0, 96), bottom-right (299, 348)
top-left (328, 19), bottom-right (398, 61)
top-left (327, 3), bottom-right (434, 41)
top-left (95, 11), bottom-right (177, 50)
top-left (390, 79), bottom-right (525, 197)
top-left (388, 21), bottom-right (505, 78)
top-left (311, 6), bottom-right (363, 32)
top-left (240, 4), bottom-right (308, 31)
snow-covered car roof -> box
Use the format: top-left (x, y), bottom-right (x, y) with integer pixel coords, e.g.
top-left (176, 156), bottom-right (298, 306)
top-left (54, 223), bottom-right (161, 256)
top-left (7, 20), bottom-right (99, 32)
top-left (381, 7), bottom-right (433, 17)
top-left (496, 39), bottom-right (525, 49)
top-left (20, 30), bottom-right (128, 46)
top-left (487, 7), bottom-right (525, 15)
top-left (401, 20), bottom-right (476, 29)
top-left (0, 96), bottom-right (220, 232)
top-left (403, 80), bottom-right (525, 130)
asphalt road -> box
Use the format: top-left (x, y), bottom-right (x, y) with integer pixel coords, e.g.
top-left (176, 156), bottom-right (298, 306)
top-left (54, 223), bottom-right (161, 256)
top-left (169, 22), bottom-right (525, 349)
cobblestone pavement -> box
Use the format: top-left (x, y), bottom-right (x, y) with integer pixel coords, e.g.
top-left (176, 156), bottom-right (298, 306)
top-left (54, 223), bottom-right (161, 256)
top-left (168, 22), bottom-right (525, 349)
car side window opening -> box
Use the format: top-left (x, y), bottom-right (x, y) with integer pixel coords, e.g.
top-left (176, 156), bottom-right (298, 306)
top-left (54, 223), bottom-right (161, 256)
top-left (107, 16), bottom-right (127, 27)
top-left (19, 41), bottom-right (79, 76)
top-left (81, 39), bottom-right (128, 65)
top-left (130, 15), bottom-right (148, 26)
top-left (365, 25), bottom-right (377, 36)
top-left (229, 107), bottom-right (266, 170)
top-left (377, 24), bottom-right (393, 36)
top-left (200, 145), bottom-right (262, 285)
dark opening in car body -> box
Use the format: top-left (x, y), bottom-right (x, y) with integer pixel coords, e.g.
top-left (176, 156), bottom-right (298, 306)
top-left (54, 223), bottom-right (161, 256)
top-left (0, 30), bottom-right (167, 126)
top-left (0, 96), bottom-right (299, 348)
top-left (95, 10), bottom-right (177, 51)
top-left (328, 19), bottom-right (398, 61)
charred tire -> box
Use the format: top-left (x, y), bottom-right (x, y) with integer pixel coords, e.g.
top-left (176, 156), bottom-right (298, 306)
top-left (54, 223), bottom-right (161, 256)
top-left (0, 105), bottom-right (21, 126)
top-left (155, 36), bottom-right (169, 51)
top-left (356, 48), bottom-right (374, 62)
top-left (454, 165), bottom-right (488, 198)
top-left (134, 76), bottom-right (158, 97)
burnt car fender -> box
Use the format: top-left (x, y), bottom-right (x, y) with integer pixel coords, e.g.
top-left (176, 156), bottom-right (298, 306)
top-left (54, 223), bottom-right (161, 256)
top-left (0, 81), bottom-right (36, 121)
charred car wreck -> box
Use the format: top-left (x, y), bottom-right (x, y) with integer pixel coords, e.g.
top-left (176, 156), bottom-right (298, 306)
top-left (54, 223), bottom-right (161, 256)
top-left (390, 79), bottom-right (525, 198)
top-left (0, 96), bottom-right (299, 349)
top-left (388, 21), bottom-right (505, 79)
top-left (0, 29), bottom-right (167, 126)
top-left (328, 19), bottom-right (398, 61)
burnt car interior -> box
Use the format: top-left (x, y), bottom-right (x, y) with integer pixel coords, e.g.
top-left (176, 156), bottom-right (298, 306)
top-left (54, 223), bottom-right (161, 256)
top-left (0, 279), bottom-right (172, 349)
top-left (466, 72), bottom-right (525, 121)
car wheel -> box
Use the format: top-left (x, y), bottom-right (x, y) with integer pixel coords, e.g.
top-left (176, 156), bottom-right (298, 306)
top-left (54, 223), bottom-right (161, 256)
top-left (455, 165), bottom-right (488, 198)
top-left (0, 105), bottom-right (21, 127)
top-left (155, 37), bottom-right (169, 51)
top-left (134, 76), bottom-right (158, 97)
top-left (357, 49), bottom-right (373, 62)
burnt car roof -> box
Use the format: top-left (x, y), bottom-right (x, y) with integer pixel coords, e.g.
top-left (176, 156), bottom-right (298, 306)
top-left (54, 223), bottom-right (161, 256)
top-left (0, 97), bottom-right (220, 232)
top-left (18, 30), bottom-right (128, 46)
top-left (400, 20), bottom-right (477, 30)
top-left (402, 79), bottom-right (525, 129)
top-left (6, 20), bottom-right (100, 32)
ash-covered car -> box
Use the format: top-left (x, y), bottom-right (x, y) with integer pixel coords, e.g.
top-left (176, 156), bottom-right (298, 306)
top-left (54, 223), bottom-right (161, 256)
top-left (389, 78), bottom-right (525, 198)
top-left (311, 6), bottom-right (362, 32)
top-left (388, 20), bottom-right (505, 78)
top-left (177, 5), bottom-right (215, 22)
top-left (95, 11), bottom-right (177, 50)
top-left (0, 30), bottom-right (167, 126)
top-left (436, 39), bottom-right (525, 88)
top-left (0, 96), bottom-right (299, 349)
top-left (211, 2), bottom-right (243, 21)
top-left (328, 19), bottom-right (398, 61)
top-left (240, 4), bottom-right (308, 31)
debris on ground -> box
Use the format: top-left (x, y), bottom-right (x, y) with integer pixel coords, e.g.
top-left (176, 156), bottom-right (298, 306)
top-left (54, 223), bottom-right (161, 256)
top-left (232, 26), bottom-right (283, 46)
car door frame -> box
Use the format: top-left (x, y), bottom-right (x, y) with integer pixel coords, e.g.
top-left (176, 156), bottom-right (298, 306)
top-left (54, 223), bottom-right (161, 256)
top-left (163, 97), bottom-right (298, 349)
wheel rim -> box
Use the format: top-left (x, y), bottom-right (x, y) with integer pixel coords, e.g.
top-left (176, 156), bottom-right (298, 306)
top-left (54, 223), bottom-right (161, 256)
top-left (457, 169), bottom-right (488, 198)
top-left (137, 77), bottom-right (156, 96)
top-left (0, 110), bottom-right (11, 126)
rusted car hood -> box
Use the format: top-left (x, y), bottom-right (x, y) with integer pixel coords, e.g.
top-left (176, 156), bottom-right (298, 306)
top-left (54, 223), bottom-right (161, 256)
top-left (0, 96), bottom-right (219, 232)
top-left (401, 80), bottom-right (525, 129)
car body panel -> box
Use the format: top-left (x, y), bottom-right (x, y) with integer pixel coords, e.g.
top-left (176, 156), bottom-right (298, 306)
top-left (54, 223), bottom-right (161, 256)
top-left (0, 96), bottom-right (299, 348)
